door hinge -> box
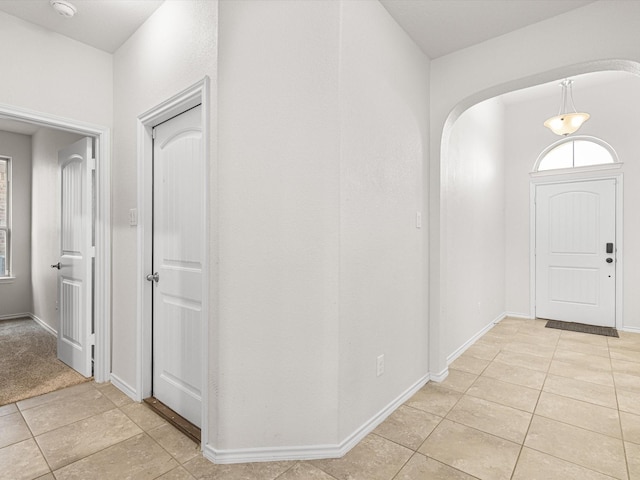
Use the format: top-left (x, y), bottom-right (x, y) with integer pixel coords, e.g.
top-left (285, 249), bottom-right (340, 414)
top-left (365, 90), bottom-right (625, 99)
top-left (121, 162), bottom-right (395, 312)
top-left (88, 157), bottom-right (96, 171)
top-left (152, 128), bottom-right (156, 140)
top-left (88, 333), bottom-right (96, 346)
top-left (90, 246), bottom-right (96, 258)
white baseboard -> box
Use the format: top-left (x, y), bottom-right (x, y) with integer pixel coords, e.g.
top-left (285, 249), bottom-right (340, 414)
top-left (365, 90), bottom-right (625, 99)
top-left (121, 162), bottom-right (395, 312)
top-left (110, 373), bottom-right (138, 401)
top-left (0, 312), bottom-right (58, 337)
top-left (430, 367), bottom-right (449, 383)
top-left (30, 314), bottom-right (57, 336)
top-left (504, 312), bottom-right (534, 320)
top-left (0, 312), bottom-right (32, 321)
top-left (446, 312), bottom-right (506, 365)
top-left (621, 325), bottom-right (640, 334)
top-left (203, 373), bottom-right (430, 464)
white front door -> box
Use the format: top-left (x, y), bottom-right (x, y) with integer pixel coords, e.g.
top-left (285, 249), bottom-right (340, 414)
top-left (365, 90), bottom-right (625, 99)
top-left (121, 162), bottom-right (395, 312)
top-left (535, 179), bottom-right (616, 327)
top-left (57, 137), bottom-right (93, 377)
top-left (151, 105), bottom-right (204, 427)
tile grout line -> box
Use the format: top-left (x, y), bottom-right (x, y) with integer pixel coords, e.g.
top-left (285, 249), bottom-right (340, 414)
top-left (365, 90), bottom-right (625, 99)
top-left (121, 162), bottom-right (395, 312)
top-left (521, 325), bottom-right (631, 479)
top-left (509, 321), bottom-right (559, 480)
top-left (610, 335), bottom-right (632, 480)
top-left (43, 386), bottom-right (201, 479)
top-left (15, 399), bottom-right (55, 479)
top-left (41, 386), bottom-right (159, 478)
top-left (270, 461), bottom-right (300, 480)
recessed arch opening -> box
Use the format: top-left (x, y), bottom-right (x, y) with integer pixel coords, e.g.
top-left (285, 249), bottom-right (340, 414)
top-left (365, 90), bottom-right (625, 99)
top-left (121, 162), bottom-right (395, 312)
top-left (432, 59), bottom-right (640, 377)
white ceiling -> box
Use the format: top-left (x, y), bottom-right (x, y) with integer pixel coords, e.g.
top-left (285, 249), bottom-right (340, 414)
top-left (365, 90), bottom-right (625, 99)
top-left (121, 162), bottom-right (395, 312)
top-left (0, 0), bottom-right (596, 58)
top-left (380, 0), bottom-right (596, 59)
top-left (0, 0), bottom-right (164, 53)
top-left (0, 0), bottom-right (628, 136)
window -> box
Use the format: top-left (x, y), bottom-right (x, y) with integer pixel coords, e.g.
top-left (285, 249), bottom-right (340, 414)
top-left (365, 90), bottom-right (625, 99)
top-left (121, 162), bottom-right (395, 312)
top-left (534, 136), bottom-right (618, 172)
top-left (0, 157), bottom-right (9, 277)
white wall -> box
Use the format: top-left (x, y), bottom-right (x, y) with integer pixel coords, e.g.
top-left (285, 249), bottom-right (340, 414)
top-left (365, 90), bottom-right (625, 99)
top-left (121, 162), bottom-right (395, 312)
top-left (430, 0), bottom-right (640, 368)
top-left (338, 0), bottom-right (429, 440)
top-left (0, 11), bottom-right (112, 127)
top-left (0, 131), bottom-right (32, 316)
top-left (443, 98), bottom-right (505, 359)
top-left (217, 0), bottom-right (341, 449)
top-left (504, 73), bottom-right (640, 330)
top-left (218, 0), bottom-right (429, 455)
top-left (112, 0), bottom-right (218, 441)
top-left (31, 128), bottom-right (83, 332)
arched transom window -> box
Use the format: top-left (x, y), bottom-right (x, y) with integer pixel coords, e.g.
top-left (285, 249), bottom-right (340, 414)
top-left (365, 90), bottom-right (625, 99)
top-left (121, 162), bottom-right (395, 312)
top-left (534, 136), bottom-right (619, 172)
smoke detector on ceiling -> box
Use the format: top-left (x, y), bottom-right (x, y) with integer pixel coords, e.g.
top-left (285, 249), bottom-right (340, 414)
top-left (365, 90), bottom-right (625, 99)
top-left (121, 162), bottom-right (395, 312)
top-left (50, 0), bottom-right (77, 18)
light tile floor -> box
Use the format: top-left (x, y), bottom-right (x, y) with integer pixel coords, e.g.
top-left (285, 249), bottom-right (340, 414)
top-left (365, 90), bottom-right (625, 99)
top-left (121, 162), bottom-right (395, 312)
top-left (2, 317), bottom-right (640, 479)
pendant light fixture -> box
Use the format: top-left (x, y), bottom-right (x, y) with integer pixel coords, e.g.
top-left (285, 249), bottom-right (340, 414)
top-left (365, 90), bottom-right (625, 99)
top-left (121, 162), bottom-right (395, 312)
top-left (544, 79), bottom-right (590, 136)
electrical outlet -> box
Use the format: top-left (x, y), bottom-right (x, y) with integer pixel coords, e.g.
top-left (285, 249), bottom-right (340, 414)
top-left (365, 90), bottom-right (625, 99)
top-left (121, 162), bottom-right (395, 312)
top-left (377, 354), bottom-right (385, 377)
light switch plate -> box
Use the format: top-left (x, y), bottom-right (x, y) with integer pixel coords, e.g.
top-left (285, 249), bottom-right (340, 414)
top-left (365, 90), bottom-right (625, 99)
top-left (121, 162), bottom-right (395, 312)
top-left (129, 208), bottom-right (138, 226)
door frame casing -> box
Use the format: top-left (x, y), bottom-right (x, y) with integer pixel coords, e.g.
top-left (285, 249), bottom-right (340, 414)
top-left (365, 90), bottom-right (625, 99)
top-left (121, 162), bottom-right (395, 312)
top-left (0, 102), bottom-right (112, 382)
top-left (136, 77), bottom-right (210, 445)
top-left (529, 169), bottom-right (624, 328)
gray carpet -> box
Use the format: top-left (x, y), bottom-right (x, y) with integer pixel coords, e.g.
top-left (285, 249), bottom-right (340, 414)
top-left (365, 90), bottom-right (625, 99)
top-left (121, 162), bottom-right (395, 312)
top-left (0, 317), bottom-right (90, 406)
top-left (545, 319), bottom-right (619, 337)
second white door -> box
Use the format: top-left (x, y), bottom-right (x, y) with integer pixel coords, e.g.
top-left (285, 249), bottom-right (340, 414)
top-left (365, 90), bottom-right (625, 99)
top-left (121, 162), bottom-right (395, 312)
top-left (57, 137), bottom-right (93, 378)
top-left (152, 105), bottom-right (204, 427)
top-left (535, 179), bottom-right (616, 327)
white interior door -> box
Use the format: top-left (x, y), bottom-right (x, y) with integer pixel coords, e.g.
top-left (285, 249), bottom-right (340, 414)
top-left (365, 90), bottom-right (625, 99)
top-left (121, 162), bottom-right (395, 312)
top-left (151, 105), bottom-right (203, 427)
top-left (57, 137), bottom-right (93, 377)
top-left (535, 179), bottom-right (616, 327)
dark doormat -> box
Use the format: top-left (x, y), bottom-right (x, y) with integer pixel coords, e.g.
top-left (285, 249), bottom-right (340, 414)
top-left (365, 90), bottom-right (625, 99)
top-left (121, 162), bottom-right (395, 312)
top-left (544, 319), bottom-right (619, 337)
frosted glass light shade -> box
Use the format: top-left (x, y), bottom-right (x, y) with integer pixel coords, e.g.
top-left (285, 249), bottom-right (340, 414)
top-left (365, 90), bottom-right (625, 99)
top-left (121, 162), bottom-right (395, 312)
top-left (544, 112), bottom-right (590, 136)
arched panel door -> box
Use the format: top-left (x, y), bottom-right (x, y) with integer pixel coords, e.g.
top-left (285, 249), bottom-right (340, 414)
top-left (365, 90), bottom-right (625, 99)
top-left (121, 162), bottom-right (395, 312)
top-left (535, 179), bottom-right (616, 327)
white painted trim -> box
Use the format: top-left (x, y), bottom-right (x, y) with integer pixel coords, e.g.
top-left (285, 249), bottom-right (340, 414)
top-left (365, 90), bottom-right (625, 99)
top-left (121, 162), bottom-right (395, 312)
top-left (0, 312), bottom-right (31, 320)
top-left (430, 368), bottom-right (449, 383)
top-left (110, 373), bottom-right (138, 401)
top-left (504, 312), bottom-right (535, 320)
top-left (621, 326), bottom-right (640, 334)
top-left (136, 77), bottom-right (211, 445)
top-left (530, 162), bottom-right (622, 178)
top-left (203, 374), bottom-right (430, 464)
top-left (0, 102), bottom-right (111, 384)
top-left (0, 277), bottom-right (16, 284)
top-left (335, 373), bottom-right (429, 457)
top-left (30, 314), bottom-right (57, 336)
top-left (530, 174), bottom-right (624, 329)
top-left (446, 312), bottom-right (505, 365)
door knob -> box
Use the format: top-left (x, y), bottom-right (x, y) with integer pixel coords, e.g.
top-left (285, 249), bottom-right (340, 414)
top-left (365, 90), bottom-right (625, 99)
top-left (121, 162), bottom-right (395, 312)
top-left (50, 262), bottom-right (61, 270)
top-left (606, 258), bottom-right (613, 263)
top-left (146, 272), bottom-right (159, 283)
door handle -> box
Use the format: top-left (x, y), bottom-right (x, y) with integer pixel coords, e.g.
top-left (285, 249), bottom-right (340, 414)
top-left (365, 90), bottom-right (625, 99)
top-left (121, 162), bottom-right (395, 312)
top-left (606, 258), bottom-right (614, 263)
top-left (50, 262), bottom-right (61, 270)
top-left (146, 272), bottom-right (159, 283)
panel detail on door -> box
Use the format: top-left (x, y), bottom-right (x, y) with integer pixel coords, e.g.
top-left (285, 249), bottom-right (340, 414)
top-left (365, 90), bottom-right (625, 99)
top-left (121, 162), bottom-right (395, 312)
top-left (61, 160), bottom-right (83, 255)
top-left (549, 267), bottom-right (598, 305)
top-left (152, 105), bottom-right (203, 428)
top-left (535, 179), bottom-right (616, 327)
top-left (57, 137), bottom-right (93, 378)
top-left (60, 279), bottom-right (83, 347)
top-left (548, 192), bottom-right (598, 254)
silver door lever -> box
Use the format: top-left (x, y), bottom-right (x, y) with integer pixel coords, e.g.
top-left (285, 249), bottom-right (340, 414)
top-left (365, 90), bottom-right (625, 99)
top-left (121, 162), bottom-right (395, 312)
top-left (51, 262), bottom-right (61, 270)
top-left (146, 272), bottom-right (159, 283)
